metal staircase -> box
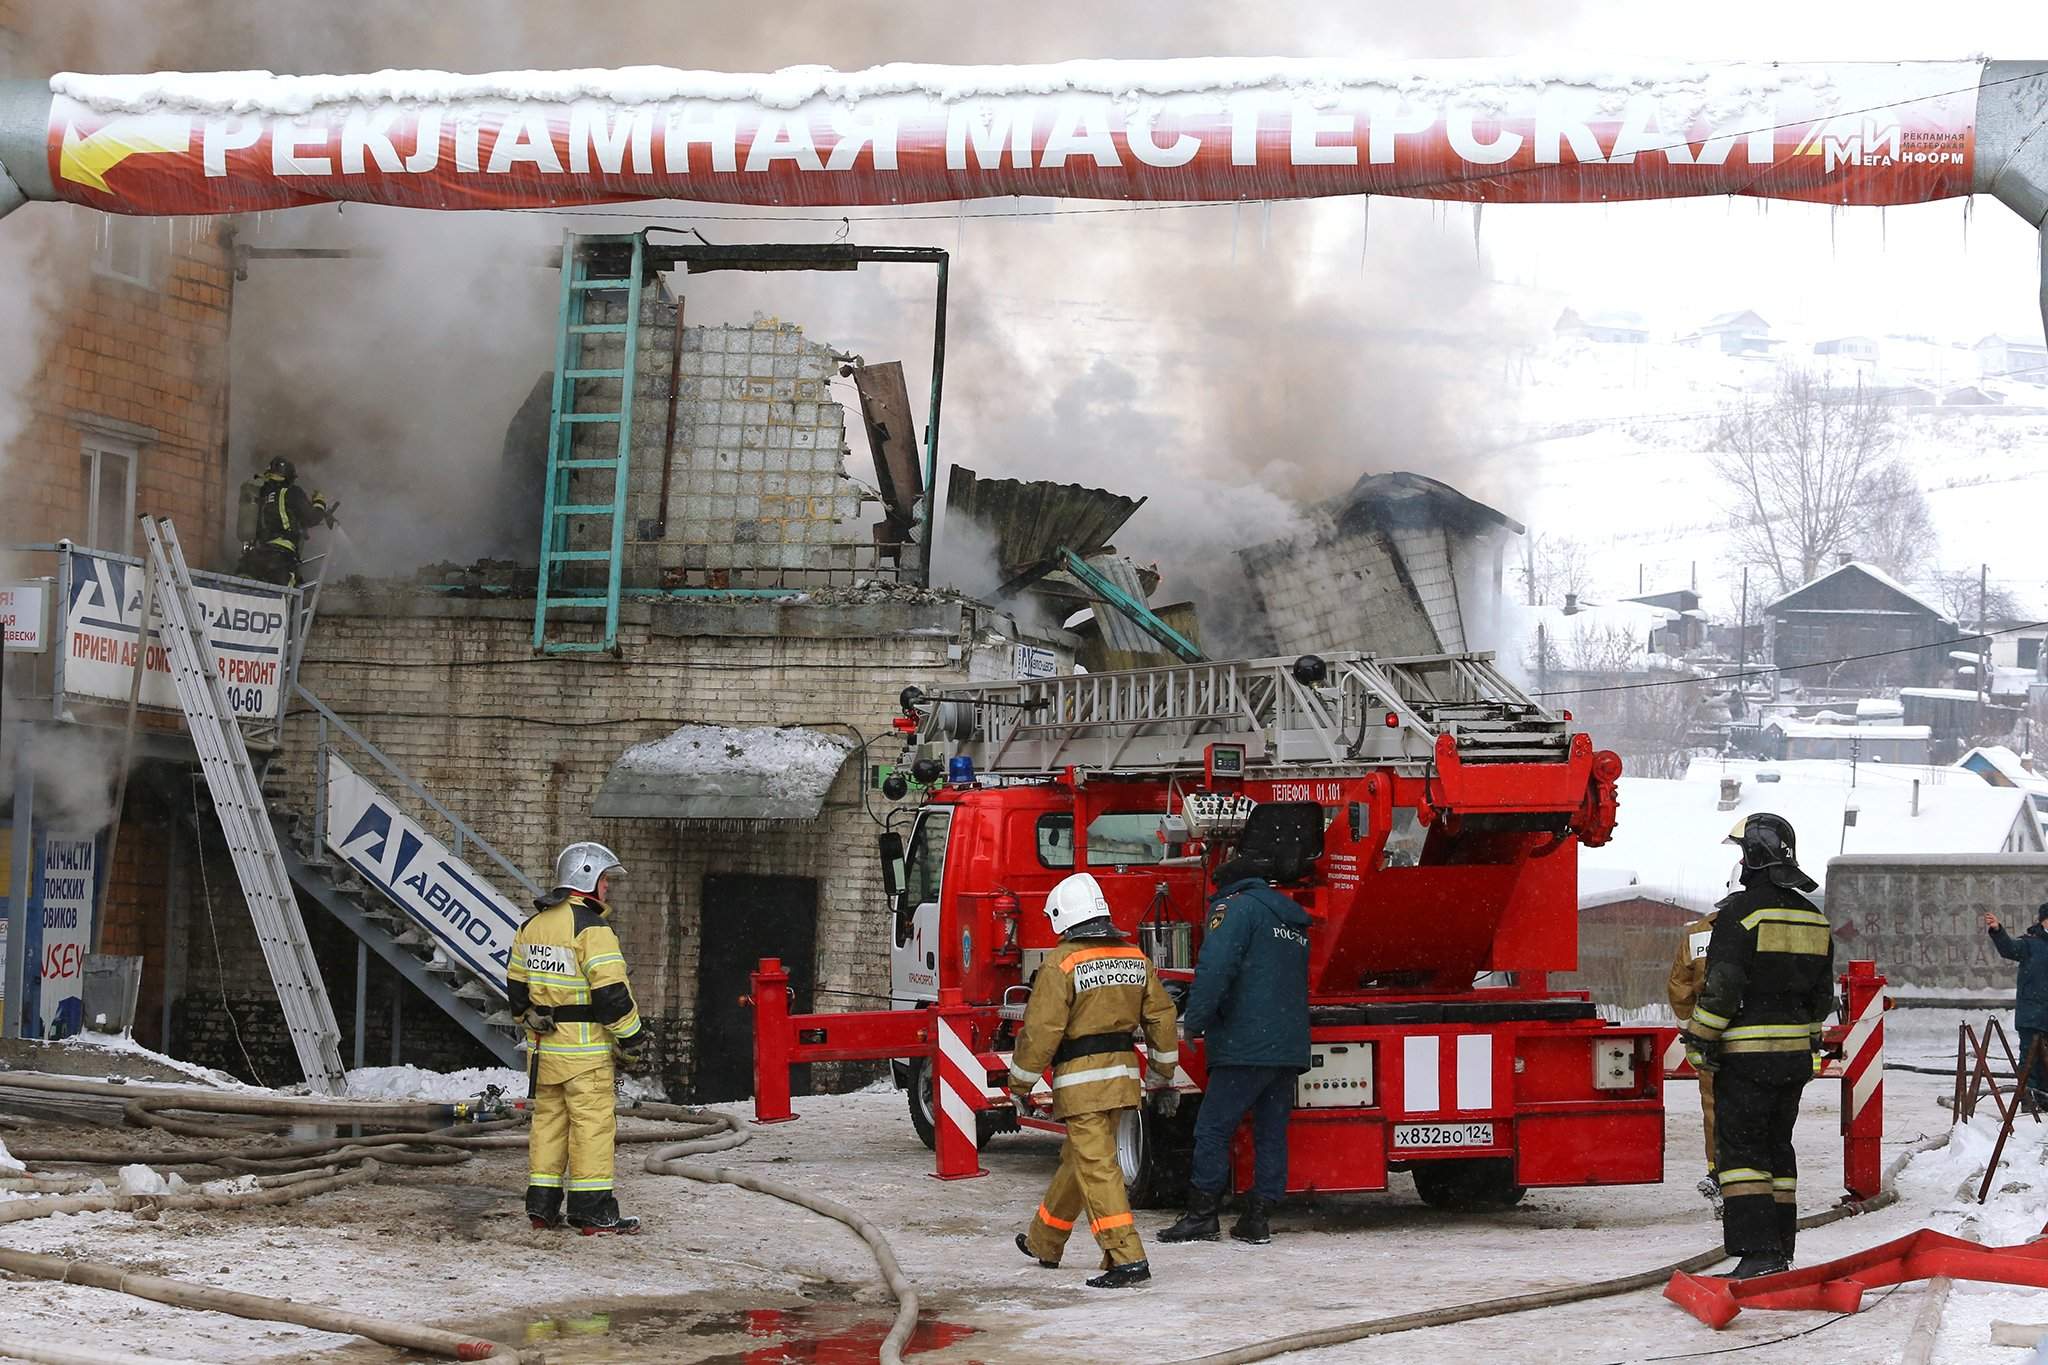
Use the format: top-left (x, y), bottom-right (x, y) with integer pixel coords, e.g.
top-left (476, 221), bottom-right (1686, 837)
top-left (919, 650), bottom-right (1570, 776)
top-left (533, 230), bottom-right (649, 656)
top-left (281, 685), bottom-right (538, 1069)
top-left (140, 517), bottom-right (348, 1093)
top-left (274, 813), bottom-right (524, 1069)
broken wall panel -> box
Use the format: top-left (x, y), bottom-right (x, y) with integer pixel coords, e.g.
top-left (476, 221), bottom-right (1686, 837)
top-left (555, 280), bottom-right (914, 592)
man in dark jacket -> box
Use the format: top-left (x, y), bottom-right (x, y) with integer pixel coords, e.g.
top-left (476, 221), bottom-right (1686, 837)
top-left (1159, 836), bottom-right (1312, 1247)
top-left (237, 457), bottom-right (336, 587)
top-left (1682, 812), bottom-right (1833, 1280)
top-left (1984, 904), bottom-right (2048, 1104)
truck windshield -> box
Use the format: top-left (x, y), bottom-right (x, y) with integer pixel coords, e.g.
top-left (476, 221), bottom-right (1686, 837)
top-left (1085, 812), bottom-right (1183, 866)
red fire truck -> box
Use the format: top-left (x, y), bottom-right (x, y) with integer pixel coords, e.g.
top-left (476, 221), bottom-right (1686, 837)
top-left (751, 650), bottom-right (1669, 1209)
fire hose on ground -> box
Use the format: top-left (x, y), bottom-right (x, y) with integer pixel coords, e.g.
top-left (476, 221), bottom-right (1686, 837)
top-left (0, 1072), bottom-right (921, 1365)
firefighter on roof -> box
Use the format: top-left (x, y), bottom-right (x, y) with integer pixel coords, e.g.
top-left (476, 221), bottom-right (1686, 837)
top-left (1681, 813), bottom-right (1833, 1280)
top-left (1009, 872), bottom-right (1180, 1288)
top-left (508, 841), bottom-right (645, 1235)
top-left (236, 456), bottom-right (336, 587)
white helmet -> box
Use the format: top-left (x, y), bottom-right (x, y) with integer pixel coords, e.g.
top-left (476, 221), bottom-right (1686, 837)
top-left (1044, 872), bottom-right (1111, 937)
top-left (553, 841), bottom-right (625, 897)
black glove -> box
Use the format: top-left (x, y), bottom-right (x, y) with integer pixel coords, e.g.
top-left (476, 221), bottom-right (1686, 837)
top-left (1146, 1087), bottom-right (1181, 1118)
top-left (516, 1007), bottom-right (556, 1035)
top-left (1681, 1032), bottom-right (1722, 1074)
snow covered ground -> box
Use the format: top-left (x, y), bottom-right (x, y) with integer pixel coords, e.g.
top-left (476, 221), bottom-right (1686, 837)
top-left (0, 1007), bottom-right (2041, 1363)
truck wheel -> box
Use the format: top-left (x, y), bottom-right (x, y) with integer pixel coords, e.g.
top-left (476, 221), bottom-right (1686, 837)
top-left (906, 1056), bottom-right (1005, 1152)
top-left (1411, 1158), bottom-right (1527, 1211)
top-left (1119, 1102), bottom-right (1197, 1209)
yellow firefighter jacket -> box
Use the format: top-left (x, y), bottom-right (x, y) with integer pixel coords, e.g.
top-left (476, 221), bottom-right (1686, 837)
top-left (507, 892), bottom-right (642, 1086)
top-left (1009, 938), bottom-right (1180, 1118)
top-left (1666, 910), bottom-right (1718, 1022)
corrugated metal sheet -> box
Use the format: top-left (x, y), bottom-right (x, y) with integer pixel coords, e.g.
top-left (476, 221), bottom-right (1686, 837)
top-left (945, 465), bottom-right (1145, 581)
top-left (1386, 523), bottom-right (1465, 651)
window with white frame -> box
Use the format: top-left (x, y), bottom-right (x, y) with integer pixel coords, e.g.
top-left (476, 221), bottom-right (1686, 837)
top-left (80, 437), bottom-right (138, 555)
top-left (93, 216), bottom-right (162, 288)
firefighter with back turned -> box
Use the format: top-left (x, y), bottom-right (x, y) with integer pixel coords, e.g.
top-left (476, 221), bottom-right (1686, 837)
top-left (1009, 871), bottom-right (1181, 1288)
top-left (1680, 813), bottom-right (1833, 1279)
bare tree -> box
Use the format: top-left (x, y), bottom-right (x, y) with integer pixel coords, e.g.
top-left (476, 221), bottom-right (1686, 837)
top-left (1851, 461), bottom-right (1938, 585)
top-left (1927, 568), bottom-right (2028, 626)
top-left (1713, 368), bottom-right (1921, 595)
top-left (1514, 532), bottom-right (1594, 606)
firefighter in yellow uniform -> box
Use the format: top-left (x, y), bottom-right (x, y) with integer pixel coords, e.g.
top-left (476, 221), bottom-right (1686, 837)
top-left (1009, 872), bottom-right (1180, 1288)
top-left (1667, 906), bottom-right (1721, 1212)
top-left (507, 841), bottom-right (644, 1235)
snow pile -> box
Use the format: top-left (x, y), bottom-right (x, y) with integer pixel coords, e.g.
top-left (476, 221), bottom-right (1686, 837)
top-left (116, 1165), bottom-right (189, 1197)
top-left (1897, 1111), bottom-right (2048, 1247)
top-left (0, 1139), bottom-right (24, 1175)
top-left (58, 1031), bottom-right (247, 1088)
top-left (612, 724), bottom-right (853, 802)
top-left (344, 1065), bottom-right (526, 1103)
top-left (345, 1063), bottom-right (665, 1104)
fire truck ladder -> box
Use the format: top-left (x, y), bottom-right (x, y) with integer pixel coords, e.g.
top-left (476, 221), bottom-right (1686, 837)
top-left (141, 518), bottom-right (348, 1093)
top-left (532, 230), bottom-right (649, 656)
top-left (920, 650), bottom-right (1569, 776)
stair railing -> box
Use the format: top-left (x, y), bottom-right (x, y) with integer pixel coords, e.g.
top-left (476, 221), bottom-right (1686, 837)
top-left (295, 682), bottom-right (541, 900)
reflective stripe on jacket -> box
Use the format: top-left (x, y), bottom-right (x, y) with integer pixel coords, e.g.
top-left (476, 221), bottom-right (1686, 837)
top-left (507, 892), bottom-right (642, 1085)
top-left (1010, 938), bottom-right (1179, 1118)
top-left (1690, 884), bottom-right (1833, 1055)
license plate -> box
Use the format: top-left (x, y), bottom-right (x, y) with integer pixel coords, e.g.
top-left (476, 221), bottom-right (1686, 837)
top-left (1393, 1121), bottom-right (1495, 1149)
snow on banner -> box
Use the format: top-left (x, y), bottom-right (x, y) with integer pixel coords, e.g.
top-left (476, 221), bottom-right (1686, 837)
top-left (325, 754), bottom-right (518, 995)
top-left (43, 59), bottom-right (1977, 216)
top-left (63, 550), bottom-right (288, 721)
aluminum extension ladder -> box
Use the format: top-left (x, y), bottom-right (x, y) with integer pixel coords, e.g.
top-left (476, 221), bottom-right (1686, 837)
top-left (141, 518), bottom-right (347, 1093)
top-left (532, 230), bottom-right (648, 656)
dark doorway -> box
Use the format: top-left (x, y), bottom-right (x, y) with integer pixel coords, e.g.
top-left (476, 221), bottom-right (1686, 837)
top-left (693, 874), bottom-right (817, 1103)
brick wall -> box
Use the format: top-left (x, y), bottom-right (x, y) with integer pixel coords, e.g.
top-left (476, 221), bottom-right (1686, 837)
top-left (1, 215), bottom-right (236, 571)
top-left (201, 593), bottom-right (1071, 1094)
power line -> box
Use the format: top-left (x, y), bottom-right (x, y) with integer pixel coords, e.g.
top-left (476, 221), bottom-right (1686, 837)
top-left (1530, 616), bottom-right (2048, 699)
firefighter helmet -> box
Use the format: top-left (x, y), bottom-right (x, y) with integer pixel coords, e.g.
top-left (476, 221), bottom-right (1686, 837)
top-left (1044, 872), bottom-right (1112, 938)
top-left (265, 456), bottom-right (297, 481)
top-left (552, 841), bottom-right (625, 897)
top-left (1722, 812), bottom-right (1817, 892)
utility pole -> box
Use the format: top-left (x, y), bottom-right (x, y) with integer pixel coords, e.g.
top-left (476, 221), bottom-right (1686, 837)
top-left (1977, 562), bottom-right (1990, 738)
top-left (1736, 566), bottom-right (1749, 716)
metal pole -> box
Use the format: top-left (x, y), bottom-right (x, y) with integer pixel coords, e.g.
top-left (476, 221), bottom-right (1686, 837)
top-left (352, 939), bottom-right (367, 1071)
top-left (5, 731), bottom-right (34, 1039)
top-left (389, 987), bottom-right (400, 1066)
top-left (98, 520), bottom-right (158, 955)
top-left (920, 255), bottom-right (949, 586)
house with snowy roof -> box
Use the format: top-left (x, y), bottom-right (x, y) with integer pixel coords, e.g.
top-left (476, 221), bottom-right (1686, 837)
top-left (1957, 745), bottom-right (2048, 814)
top-left (1974, 332), bottom-right (2048, 379)
top-left (1764, 561), bottom-right (1957, 689)
top-left (1681, 310), bottom-right (1775, 355)
top-left (1554, 307), bottom-right (1649, 344)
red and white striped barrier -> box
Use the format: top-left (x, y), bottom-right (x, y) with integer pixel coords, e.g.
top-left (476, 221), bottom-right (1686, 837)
top-left (1838, 961), bottom-right (1887, 1201)
top-left (932, 990), bottom-right (990, 1181)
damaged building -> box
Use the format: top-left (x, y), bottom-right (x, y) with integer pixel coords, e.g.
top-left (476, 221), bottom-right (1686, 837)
top-left (1238, 471), bottom-right (1521, 660)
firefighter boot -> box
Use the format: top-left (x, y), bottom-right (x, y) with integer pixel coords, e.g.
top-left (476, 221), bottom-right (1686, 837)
top-left (567, 1191), bottom-right (642, 1236)
top-left (1086, 1259), bottom-right (1152, 1289)
top-left (1230, 1196), bottom-right (1273, 1245)
top-left (1158, 1188), bottom-right (1223, 1243)
top-left (1728, 1253), bottom-right (1789, 1280)
top-left (1016, 1233), bottom-right (1057, 1269)
top-left (526, 1184), bottom-right (565, 1231)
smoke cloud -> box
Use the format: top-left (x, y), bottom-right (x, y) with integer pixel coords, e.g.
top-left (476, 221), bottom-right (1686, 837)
top-left (8, 0), bottom-right (1568, 647)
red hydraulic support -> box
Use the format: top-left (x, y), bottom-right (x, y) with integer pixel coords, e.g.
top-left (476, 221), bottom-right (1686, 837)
top-left (1835, 960), bottom-right (1887, 1202)
top-left (1667, 1228), bottom-right (2048, 1328)
top-left (931, 988), bottom-right (989, 1181)
top-left (749, 958), bottom-right (797, 1124)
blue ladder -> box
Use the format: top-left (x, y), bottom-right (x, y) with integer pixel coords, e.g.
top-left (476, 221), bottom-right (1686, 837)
top-left (533, 231), bottom-right (647, 654)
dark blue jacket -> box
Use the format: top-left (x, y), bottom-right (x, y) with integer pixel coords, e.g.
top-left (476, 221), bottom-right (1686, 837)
top-left (1182, 878), bottom-right (1312, 1071)
top-left (1991, 923), bottom-right (2048, 1033)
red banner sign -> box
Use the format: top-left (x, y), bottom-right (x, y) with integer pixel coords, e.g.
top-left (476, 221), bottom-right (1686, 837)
top-left (43, 61), bottom-right (1980, 216)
